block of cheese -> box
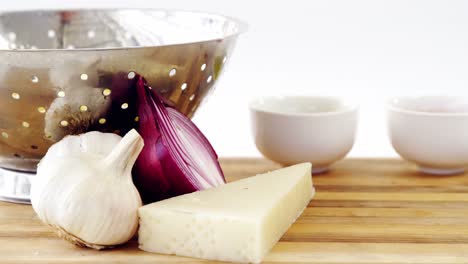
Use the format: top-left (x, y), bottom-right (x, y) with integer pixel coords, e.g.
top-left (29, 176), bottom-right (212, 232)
top-left (138, 163), bottom-right (314, 263)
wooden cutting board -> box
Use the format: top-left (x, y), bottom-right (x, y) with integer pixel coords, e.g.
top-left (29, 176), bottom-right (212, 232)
top-left (2, 158), bottom-right (468, 263)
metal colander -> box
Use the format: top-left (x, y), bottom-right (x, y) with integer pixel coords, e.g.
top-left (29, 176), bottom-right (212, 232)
top-left (0, 9), bottom-right (245, 203)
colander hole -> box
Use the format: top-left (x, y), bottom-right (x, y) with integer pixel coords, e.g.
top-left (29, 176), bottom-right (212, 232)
top-left (57, 91), bottom-right (65, 98)
top-left (223, 56), bottom-right (227, 64)
top-left (207, 75), bottom-right (213, 83)
top-left (134, 116), bottom-right (140, 122)
top-left (201, 64), bottom-right (207, 71)
top-left (22, 121), bottom-right (30, 128)
top-left (189, 95), bottom-right (195, 101)
top-left (169, 68), bottom-right (177, 77)
top-left (181, 83), bottom-right (188, 91)
top-left (31, 145), bottom-right (38, 150)
top-left (121, 103), bottom-right (129, 110)
top-left (128, 71), bottom-right (136, 79)
top-left (31, 76), bottom-right (39, 83)
top-left (37, 107), bottom-right (46, 114)
top-left (80, 73), bottom-right (88, 81)
top-left (1, 132), bottom-right (8, 138)
top-left (79, 105), bottom-right (88, 112)
top-left (102, 89), bottom-right (111, 96)
top-left (88, 30), bottom-right (96, 39)
top-left (47, 29), bottom-right (56, 38)
top-left (11, 93), bottom-right (20, 100)
top-left (7, 32), bottom-right (16, 41)
top-left (60, 120), bottom-right (69, 127)
top-left (98, 118), bottom-right (107, 125)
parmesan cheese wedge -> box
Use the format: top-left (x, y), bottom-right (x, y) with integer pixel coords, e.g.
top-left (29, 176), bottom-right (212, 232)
top-left (138, 163), bottom-right (314, 263)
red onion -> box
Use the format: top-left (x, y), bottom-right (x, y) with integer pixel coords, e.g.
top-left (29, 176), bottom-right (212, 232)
top-left (133, 75), bottom-right (225, 204)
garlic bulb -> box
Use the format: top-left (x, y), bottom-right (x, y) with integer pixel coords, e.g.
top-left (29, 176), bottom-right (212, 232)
top-left (31, 129), bottom-right (144, 249)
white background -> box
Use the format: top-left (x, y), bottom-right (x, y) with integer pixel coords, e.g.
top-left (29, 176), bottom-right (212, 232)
top-left (3, 0), bottom-right (468, 158)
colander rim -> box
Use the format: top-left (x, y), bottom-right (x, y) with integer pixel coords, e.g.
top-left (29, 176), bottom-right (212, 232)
top-left (0, 7), bottom-right (248, 52)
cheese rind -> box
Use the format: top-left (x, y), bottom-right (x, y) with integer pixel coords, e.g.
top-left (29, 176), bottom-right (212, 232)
top-left (138, 163), bottom-right (314, 263)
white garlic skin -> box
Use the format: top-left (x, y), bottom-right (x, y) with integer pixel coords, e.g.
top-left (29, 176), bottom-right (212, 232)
top-left (31, 130), bottom-right (143, 247)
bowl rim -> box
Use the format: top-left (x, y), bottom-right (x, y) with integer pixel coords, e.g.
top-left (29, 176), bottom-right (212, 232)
top-left (0, 8), bottom-right (248, 52)
top-left (386, 96), bottom-right (468, 117)
top-left (249, 95), bottom-right (359, 117)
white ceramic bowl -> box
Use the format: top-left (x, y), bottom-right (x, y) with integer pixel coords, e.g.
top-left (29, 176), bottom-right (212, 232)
top-left (249, 96), bottom-right (358, 173)
top-left (387, 96), bottom-right (468, 175)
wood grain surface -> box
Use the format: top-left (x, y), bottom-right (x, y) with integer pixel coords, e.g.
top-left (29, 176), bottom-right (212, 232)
top-left (2, 158), bottom-right (468, 263)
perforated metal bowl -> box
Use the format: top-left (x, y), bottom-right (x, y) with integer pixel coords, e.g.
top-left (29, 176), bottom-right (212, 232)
top-left (0, 9), bottom-right (245, 203)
